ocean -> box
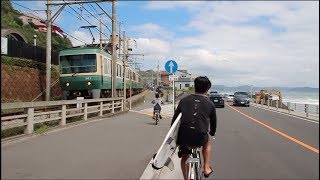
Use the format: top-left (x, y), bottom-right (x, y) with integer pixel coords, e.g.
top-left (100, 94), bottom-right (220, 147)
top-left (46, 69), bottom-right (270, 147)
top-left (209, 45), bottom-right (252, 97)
top-left (220, 91), bottom-right (319, 115)
top-left (220, 91), bottom-right (319, 105)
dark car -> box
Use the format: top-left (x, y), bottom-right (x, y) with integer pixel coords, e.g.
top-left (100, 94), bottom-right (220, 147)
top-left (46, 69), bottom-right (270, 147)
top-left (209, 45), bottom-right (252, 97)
top-left (209, 93), bottom-right (225, 108)
top-left (233, 92), bottom-right (250, 107)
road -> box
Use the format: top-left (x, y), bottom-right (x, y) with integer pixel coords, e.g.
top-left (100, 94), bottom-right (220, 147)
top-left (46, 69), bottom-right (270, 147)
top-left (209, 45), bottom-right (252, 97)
top-left (2, 91), bottom-right (319, 179)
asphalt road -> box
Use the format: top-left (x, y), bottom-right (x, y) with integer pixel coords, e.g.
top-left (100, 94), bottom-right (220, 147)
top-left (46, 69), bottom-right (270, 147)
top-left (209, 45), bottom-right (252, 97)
top-left (2, 92), bottom-right (319, 179)
top-left (210, 102), bottom-right (319, 179)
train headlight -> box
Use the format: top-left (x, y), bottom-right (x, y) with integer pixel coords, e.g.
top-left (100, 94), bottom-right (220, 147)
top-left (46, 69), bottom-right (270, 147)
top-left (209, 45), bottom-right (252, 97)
top-left (66, 82), bottom-right (70, 87)
top-left (87, 81), bottom-right (92, 86)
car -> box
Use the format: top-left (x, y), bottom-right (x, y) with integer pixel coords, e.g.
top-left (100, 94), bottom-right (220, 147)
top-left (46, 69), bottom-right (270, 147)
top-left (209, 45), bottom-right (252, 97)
top-left (209, 91), bottom-right (218, 94)
top-left (227, 94), bottom-right (234, 102)
top-left (209, 93), bottom-right (225, 108)
top-left (233, 92), bottom-right (250, 106)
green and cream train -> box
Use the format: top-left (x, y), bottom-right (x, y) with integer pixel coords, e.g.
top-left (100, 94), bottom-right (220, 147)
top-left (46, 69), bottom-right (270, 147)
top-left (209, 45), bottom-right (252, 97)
top-left (59, 46), bottom-right (143, 99)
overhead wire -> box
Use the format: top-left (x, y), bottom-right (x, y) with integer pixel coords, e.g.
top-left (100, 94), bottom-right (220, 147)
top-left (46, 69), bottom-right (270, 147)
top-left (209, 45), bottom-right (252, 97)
top-left (62, 0), bottom-right (110, 38)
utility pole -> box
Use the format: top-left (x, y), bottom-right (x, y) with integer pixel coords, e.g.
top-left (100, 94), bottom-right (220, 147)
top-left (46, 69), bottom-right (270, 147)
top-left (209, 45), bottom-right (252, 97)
top-left (99, 14), bottom-right (102, 49)
top-left (151, 70), bottom-right (154, 89)
top-left (122, 31), bottom-right (127, 102)
top-left (157, 60), bottom-right (159, 87)
top-left (45, 0), bottom-right (52, 101)
top-left (111, 0), bottom-right (117, 98)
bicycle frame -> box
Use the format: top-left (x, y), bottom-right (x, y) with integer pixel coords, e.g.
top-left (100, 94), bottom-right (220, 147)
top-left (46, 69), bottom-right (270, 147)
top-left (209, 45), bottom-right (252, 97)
top-left (185, 147), bottom-right (202, 180)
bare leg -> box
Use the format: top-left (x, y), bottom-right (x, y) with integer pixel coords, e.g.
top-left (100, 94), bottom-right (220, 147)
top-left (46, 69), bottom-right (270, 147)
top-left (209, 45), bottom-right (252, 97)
top-left (181, 154), bottom-right (188, 180)
top-left (202, 138), bottom-right (213, 174)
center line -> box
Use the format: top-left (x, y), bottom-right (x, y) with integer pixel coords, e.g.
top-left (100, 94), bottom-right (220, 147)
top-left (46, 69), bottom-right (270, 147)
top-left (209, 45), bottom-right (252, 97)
top-left (226, 103), bottom-right (319, 154)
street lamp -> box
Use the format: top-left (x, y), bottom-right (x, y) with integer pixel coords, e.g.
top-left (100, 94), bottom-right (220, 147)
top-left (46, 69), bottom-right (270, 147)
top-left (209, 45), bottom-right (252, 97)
top-left (33, 34), bottom-right (37, 46)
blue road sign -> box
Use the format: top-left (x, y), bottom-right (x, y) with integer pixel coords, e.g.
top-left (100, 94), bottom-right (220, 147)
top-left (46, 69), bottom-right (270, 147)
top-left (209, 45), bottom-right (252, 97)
top-left (165, 60), bottom-right (178, 74)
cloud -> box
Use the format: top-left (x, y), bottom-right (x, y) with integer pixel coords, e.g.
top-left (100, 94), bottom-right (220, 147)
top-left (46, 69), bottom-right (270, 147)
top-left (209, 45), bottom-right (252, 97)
top-left (136, 1), bottom-right (319, 87)
top-left (129, 23), bottom-right (174, 40)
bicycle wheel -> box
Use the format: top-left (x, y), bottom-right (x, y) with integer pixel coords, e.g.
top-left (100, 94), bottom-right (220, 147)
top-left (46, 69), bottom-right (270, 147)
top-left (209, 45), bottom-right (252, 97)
top-left (155, 114), bottom-right (158, 125)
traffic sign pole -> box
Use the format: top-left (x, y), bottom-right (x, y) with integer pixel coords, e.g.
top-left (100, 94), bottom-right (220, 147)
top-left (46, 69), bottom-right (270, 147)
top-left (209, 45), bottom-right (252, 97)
top-left (164, 60), bottom-right (178, 115)
top-left (173, 73), bottom-right (175, 113)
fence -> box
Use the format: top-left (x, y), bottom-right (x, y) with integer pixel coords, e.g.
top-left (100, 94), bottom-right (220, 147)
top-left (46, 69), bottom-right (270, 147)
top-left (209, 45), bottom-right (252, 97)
top-left (7, 38), bottom-right (59, 65)
top-left (1, 97), bottom-right (125, 137)
top-left (251, 99), bottom-right (319, 118)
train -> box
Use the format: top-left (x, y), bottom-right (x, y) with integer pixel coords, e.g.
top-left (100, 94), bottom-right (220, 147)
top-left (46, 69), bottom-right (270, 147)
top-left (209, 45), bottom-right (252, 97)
top-left (58, 46), bottom-right (143, 99)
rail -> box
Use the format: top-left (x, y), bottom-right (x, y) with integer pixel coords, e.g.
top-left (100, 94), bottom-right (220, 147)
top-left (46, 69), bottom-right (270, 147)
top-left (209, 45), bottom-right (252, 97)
top-left (1, 97), bottom-right (125, 136)
top-left (251, 98), bottom-right (319, 118)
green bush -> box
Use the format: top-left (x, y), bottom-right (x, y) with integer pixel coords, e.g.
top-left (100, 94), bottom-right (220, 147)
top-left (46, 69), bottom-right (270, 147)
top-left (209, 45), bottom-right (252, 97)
top-left (1, 126), bottom-right (25, 139)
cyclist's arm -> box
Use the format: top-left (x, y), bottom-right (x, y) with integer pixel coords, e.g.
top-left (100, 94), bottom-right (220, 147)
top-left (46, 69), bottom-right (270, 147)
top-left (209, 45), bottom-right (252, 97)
top-left (171, 101), bottom-right (182, 126)
top-left (209, 106), bottom-right (217, 136)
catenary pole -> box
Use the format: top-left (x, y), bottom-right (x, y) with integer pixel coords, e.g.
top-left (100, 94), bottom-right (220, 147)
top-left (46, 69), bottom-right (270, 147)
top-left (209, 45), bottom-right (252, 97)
top-left (45, 0), bottom-right (52, 101)
top-left (123, 31), bottom-right (127, 102)
top-left (111, 0), bottom-right (117, 97)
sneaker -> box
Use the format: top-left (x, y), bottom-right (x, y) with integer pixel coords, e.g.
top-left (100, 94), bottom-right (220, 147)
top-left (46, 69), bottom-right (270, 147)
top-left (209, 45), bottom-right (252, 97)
top-left (152, 116), bottom-right (155, 119)
top-left (160, 115), bottom-right (162, 119)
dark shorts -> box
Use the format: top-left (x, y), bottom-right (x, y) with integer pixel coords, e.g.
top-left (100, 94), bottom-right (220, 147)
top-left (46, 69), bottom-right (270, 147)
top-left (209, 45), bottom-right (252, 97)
top-left (176, 127), bottom-right (208, 158)
top-left (154, 103), bottom-right (161, 111)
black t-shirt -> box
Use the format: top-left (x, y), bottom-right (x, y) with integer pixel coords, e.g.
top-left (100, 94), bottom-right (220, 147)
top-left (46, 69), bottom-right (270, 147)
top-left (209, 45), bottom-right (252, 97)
top-left (171, 94), bottom-right (217, 137)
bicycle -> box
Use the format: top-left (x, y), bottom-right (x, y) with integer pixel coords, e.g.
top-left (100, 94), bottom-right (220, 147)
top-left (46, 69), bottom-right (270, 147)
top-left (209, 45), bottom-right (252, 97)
top-left (185, 146), bottom-right (202, 180)
top-left (154, 109), bottom-right (160, 125)
top-left (185, 137), bottom-right (215, 180)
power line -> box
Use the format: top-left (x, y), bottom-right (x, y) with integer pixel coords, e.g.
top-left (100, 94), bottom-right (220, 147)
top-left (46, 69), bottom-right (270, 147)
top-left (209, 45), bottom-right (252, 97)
top-left (82, 5), bottom-right (112, 33)
top-left (62, 0), bottom-right (110, 38)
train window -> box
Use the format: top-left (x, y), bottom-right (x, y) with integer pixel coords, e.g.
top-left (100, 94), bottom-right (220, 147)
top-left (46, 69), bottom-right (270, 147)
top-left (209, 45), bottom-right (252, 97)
top-left (104, 58), bottom-right (107, 74)
top-left (116, 64), bottom-right (122, 77)
top-left (126, 69), bottom-right (129, 78)
top-left (104, 58), bottom-right (111, 75)
top-left (60, 54), bottom-right (96, 74)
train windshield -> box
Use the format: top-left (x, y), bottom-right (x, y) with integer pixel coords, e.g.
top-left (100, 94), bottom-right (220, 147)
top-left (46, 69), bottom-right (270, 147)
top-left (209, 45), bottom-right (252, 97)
top-left (60, 54), bottom-right (97, 74)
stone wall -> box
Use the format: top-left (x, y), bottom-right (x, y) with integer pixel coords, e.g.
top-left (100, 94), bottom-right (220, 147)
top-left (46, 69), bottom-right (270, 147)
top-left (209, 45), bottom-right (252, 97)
top-left (1, 64), bottom-right (62, 102)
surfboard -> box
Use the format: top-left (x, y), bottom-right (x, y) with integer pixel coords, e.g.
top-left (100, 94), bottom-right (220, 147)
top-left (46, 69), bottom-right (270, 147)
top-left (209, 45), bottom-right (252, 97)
top-left (152, 113), bottom-right (182, 169)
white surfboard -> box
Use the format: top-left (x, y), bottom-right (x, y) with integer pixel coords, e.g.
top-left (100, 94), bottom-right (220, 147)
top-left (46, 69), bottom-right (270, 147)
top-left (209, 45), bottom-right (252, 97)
top-left (152, 113), bottom-right (182, 169)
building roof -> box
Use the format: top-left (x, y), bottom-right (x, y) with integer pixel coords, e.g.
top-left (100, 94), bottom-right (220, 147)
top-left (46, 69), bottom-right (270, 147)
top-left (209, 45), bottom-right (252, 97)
top-left (177, 70), bottom-right (191, 75)
top-left (160, 70), bottom-right (170, 75)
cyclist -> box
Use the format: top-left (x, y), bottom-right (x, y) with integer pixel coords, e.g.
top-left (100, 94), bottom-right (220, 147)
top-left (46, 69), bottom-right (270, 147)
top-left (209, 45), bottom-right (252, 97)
top-left (171, 76), bottom-right (217, 179)
top-left (152, 93), bottom-right (163, 119)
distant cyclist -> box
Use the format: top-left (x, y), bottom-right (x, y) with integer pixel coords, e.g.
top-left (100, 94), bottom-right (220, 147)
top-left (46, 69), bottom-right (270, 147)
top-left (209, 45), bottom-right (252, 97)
top-left (171, 76), bottom-right (217, 179)
top-left (152, 93), bottom-right (163, 119)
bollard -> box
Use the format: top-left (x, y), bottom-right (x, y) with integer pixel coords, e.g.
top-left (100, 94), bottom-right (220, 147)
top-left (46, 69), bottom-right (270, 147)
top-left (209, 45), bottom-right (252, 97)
top-left (287, 102), bottom-right (290, 114)
top-left (26, 107), bottom-right (34, 134)
top-left (130, 100), bottom-right (132, 110)
top-left (267, 100), bottom-right (269, 108)
top-left (276, 101), bottom-right (278, 110)
top-left (61, 105), bottom-right (66, 126)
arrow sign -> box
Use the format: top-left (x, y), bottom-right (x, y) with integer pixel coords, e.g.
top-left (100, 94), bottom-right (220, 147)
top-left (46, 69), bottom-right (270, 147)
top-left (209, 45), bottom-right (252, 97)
top-left (165, 60), bottom-right (178, 74)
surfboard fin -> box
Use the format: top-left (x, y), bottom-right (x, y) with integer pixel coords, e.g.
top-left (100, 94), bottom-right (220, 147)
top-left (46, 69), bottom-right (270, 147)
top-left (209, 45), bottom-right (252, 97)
top-left (164, 157), bottom-right (174, 171)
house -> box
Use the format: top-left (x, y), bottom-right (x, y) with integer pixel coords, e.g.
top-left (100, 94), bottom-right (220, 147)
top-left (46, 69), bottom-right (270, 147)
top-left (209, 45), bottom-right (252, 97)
top-left (174, 70), bottom-right (194, 90)
top-left (18, 13), bottom-right (64, 37)
top-left (160, 70), bottom-right (170, 87)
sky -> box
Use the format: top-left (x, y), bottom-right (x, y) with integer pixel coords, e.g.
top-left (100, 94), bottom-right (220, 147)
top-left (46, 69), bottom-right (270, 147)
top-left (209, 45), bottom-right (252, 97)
top-left (11, 1), bottom-right (319, 88)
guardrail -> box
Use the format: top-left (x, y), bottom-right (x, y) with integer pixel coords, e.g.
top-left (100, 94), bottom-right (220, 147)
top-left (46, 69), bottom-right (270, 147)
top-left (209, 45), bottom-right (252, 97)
top-left (251, 99), bottom-right (319, 117)
top-left (1, 97), bottom-right (125, 136)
